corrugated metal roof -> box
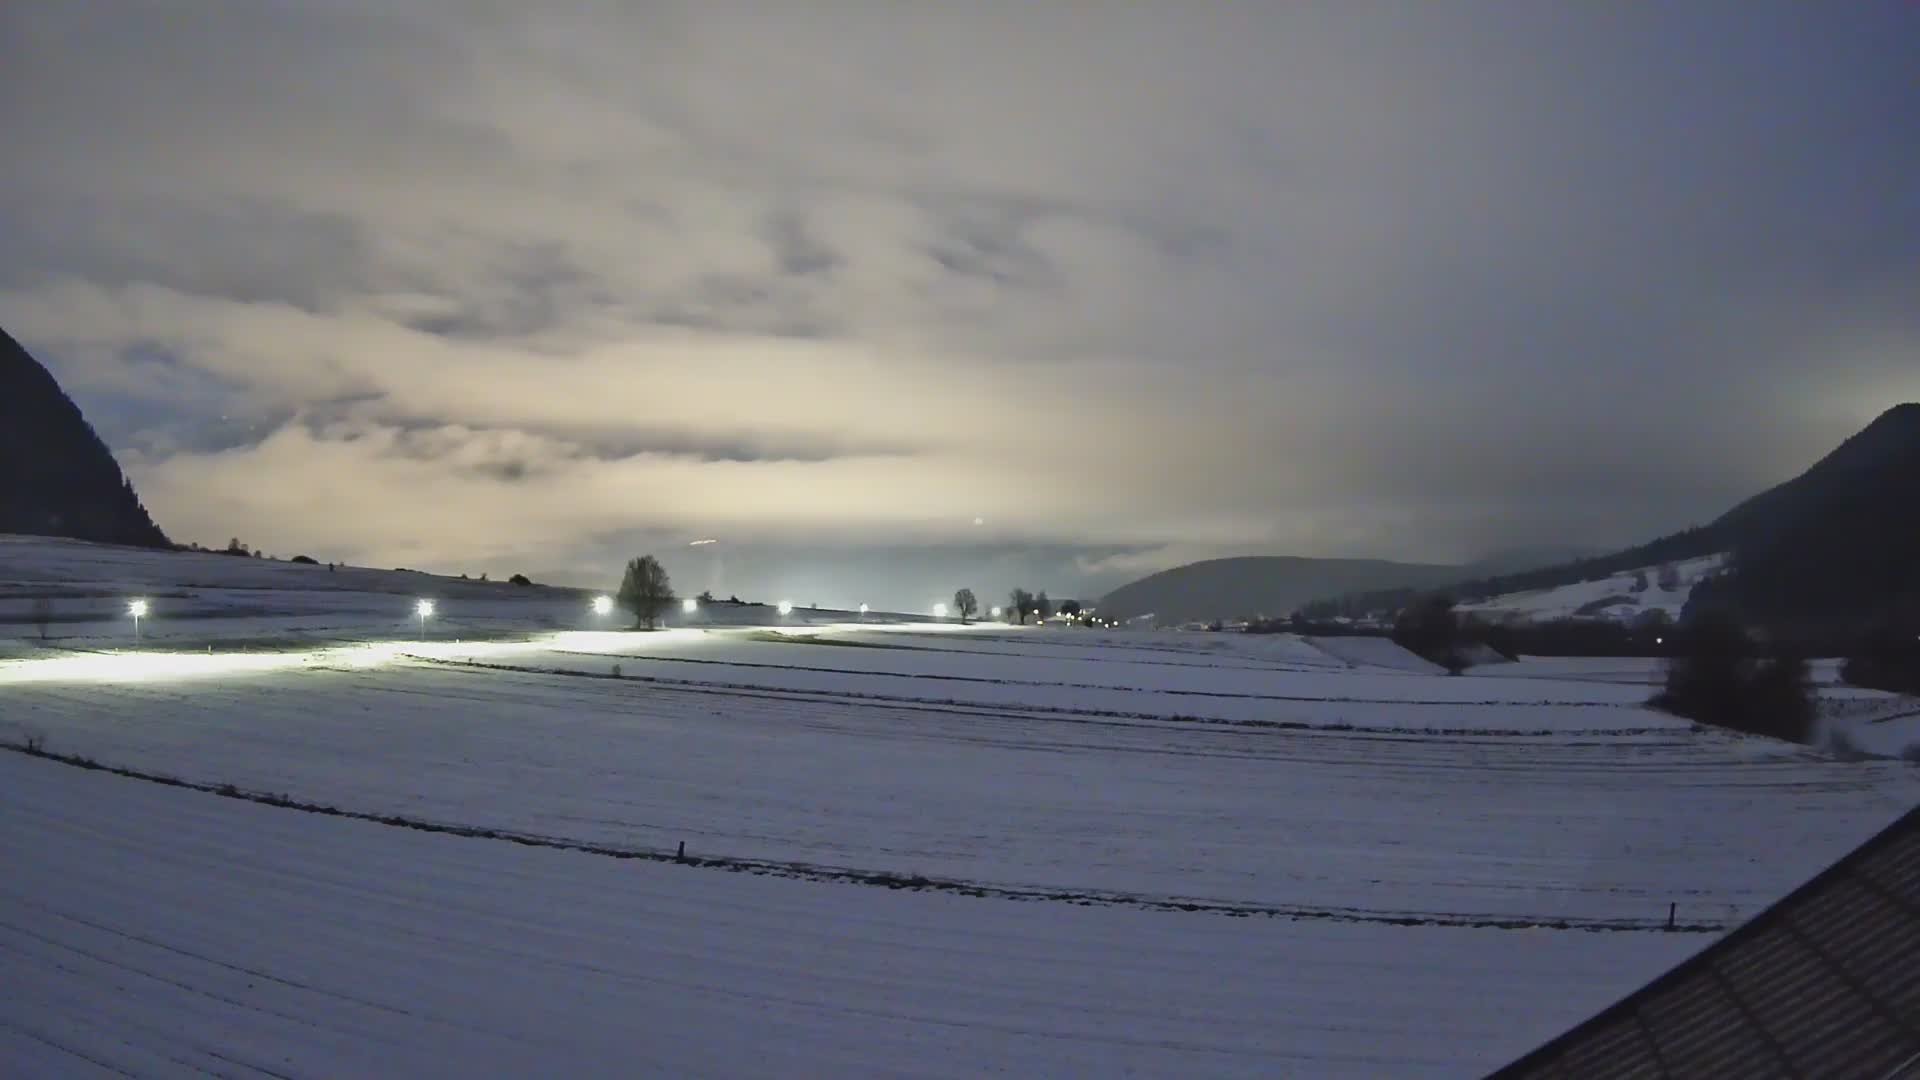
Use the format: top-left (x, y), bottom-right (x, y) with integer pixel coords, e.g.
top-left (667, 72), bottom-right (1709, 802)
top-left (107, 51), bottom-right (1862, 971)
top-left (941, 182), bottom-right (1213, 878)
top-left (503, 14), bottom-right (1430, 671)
top-left (1489, 804), bottom-right (1920, 1079)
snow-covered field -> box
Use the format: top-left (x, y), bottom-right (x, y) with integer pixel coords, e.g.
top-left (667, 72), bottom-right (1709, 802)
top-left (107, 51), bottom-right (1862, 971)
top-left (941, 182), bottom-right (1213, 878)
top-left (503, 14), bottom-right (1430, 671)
top-left (3, 536), bottom-right (1916, 1076)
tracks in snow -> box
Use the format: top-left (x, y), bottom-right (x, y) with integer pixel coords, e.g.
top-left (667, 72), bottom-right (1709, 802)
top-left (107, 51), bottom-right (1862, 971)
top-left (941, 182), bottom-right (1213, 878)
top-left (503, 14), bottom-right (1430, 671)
top-left (536, 647), bottom-right (1635, 708)
top-left (0, 744), bottom-right (1726, 935)
top-left (406, 652), bottom-right (1682, 740)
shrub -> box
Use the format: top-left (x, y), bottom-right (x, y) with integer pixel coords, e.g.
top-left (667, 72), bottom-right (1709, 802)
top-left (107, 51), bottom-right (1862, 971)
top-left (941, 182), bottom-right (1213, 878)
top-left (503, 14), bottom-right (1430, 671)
top-left (1652, 613), bottom-right (1814, 743)
top-left (1394, 594), bottom-right (1467, 673)
top-left (1841, 626), bottom-right (1920, 695)
top-left (1746, 655), bottom-right (1816, 743)
top-left (289, 554), bottom-right (319, 565)
top-left (509, 574), bottom-right (533, 587)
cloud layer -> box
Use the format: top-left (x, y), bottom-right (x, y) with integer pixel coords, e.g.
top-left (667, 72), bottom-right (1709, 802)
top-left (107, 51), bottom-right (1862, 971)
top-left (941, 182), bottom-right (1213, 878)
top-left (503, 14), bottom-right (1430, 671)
top-left (4, 3), bottom-right (1917, 604)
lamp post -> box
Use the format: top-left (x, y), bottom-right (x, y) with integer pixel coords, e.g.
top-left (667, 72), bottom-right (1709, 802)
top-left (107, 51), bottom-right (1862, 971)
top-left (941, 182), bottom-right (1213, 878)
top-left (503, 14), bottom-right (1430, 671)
top-left (416, 598), bottom-right (435, 637)
top-left (128, 599), bottom-right (148, 643)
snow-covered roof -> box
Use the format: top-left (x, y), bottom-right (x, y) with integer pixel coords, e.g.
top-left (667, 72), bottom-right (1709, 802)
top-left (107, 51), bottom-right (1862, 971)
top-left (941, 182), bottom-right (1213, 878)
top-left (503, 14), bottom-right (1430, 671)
top-left (1491, 801), bottom-right (1920, 1077)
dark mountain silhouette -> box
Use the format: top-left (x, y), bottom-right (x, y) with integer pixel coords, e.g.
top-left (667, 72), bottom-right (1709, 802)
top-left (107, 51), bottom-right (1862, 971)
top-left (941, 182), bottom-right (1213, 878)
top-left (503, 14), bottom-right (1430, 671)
top-left (1310, 404), bottom-right (1920, 629)
top-left (1705, 403), bottom-right (1920, 628)
top-left (1, 326), bottom-right (170, 548)
top-left (1097, 555), bottom-right (1463, 624)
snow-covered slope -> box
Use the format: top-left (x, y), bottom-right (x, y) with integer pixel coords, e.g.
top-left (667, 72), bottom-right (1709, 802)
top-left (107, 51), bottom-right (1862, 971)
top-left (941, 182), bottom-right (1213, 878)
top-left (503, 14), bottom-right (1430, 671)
top-left (1457, 553), bottom-right (1727, 624)
top-left (0, 534), bottom-right (936, 651)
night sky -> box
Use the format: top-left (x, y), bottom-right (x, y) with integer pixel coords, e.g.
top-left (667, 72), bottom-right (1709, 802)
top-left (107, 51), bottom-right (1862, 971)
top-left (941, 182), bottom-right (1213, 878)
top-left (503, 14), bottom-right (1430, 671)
top-left (3, 4), bottom-right (1916, 608)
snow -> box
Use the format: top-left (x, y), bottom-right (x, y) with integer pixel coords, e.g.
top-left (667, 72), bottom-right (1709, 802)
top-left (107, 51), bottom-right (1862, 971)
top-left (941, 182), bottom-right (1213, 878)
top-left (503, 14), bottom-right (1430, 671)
top-left (1304, 635), bottom-right (1447, 673)
top-left (3, 534), bottom-right (1916, 1075)
top-left (0, 535), bottom-right (932, 651)
top-left (1819, 693), bottom-right (1920, 758)
top-left (1457, 553), bottom-right (1728, 624)
top-left (0, 752), bottom-right (1702, 1078)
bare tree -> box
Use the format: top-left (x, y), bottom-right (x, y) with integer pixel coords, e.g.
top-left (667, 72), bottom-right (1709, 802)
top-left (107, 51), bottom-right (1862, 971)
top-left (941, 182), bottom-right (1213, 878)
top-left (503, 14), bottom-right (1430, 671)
top-left (31, 596), bottom-right (53, 641)
top-left (1008, 587), bottom-right (1035, 625)
top-left (1036, 591), bottom-right (1053, 620)
top-left (953, 588), bottom-right (979, 622)
top-left (618, 555), bottom-right (676, 630)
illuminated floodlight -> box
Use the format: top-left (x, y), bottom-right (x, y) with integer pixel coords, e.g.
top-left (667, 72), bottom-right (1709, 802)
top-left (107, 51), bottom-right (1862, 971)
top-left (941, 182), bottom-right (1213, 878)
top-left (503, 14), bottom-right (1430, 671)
top-left (128, 598), bottom-right (149, 642)
top-left (933, 602), bottom-right (949, 618)
top-left (415, 598), bottom-right (435, 635)
top-left (682, 597), bottom-right (699, 614)
top-left (989, 606), bottom-right (1002, 618)
top-left (858, 603), bottom-right (869, 615)
top-left (777, 599), bottom-right (794, 616)
top-left (592, 595), bottom-right (614, 616)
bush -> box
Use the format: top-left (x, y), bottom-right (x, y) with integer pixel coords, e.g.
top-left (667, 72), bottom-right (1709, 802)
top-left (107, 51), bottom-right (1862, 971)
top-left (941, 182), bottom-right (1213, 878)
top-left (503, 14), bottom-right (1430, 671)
top-left (509, 574), bottom-right (533, 587)
top-left (1652, 613), bottom-right (1814, 743)
top-left (1394, 594), bottom-right (1467, 673)
top-left (289, 554), bottom-right (318, 565)
top-left (1841, 626), bottom-right (1920, 695)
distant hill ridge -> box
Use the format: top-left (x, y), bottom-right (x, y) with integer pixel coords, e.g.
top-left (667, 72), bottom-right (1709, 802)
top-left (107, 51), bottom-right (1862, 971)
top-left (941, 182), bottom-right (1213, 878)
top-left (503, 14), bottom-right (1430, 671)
top-left (1310, 404), bottom-right (1920, 628)
top-left (1096, 555), bottom-right (1463, 624)
top-left (0, 326), bottom-right (170, 548)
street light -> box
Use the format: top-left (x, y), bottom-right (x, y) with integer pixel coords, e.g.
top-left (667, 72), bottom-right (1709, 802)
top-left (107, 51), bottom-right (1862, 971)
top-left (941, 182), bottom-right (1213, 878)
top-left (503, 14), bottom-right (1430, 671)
top-left (682, 596), bottom-right (699, 614)
top-left (592, 595), bottom-right (614, 616)
top-left (777, 600), bottom-right (793, 616)
top-left (989, 606), bottom-right (1002, 618)
top-left (416, 598), bottom-right (435, 636)
top-left (858, 603), bottom-right (870, 616)
top-left (933, 602), bottom-right (949, 618)
top-left (128, 599), bottom-right (148, 642)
